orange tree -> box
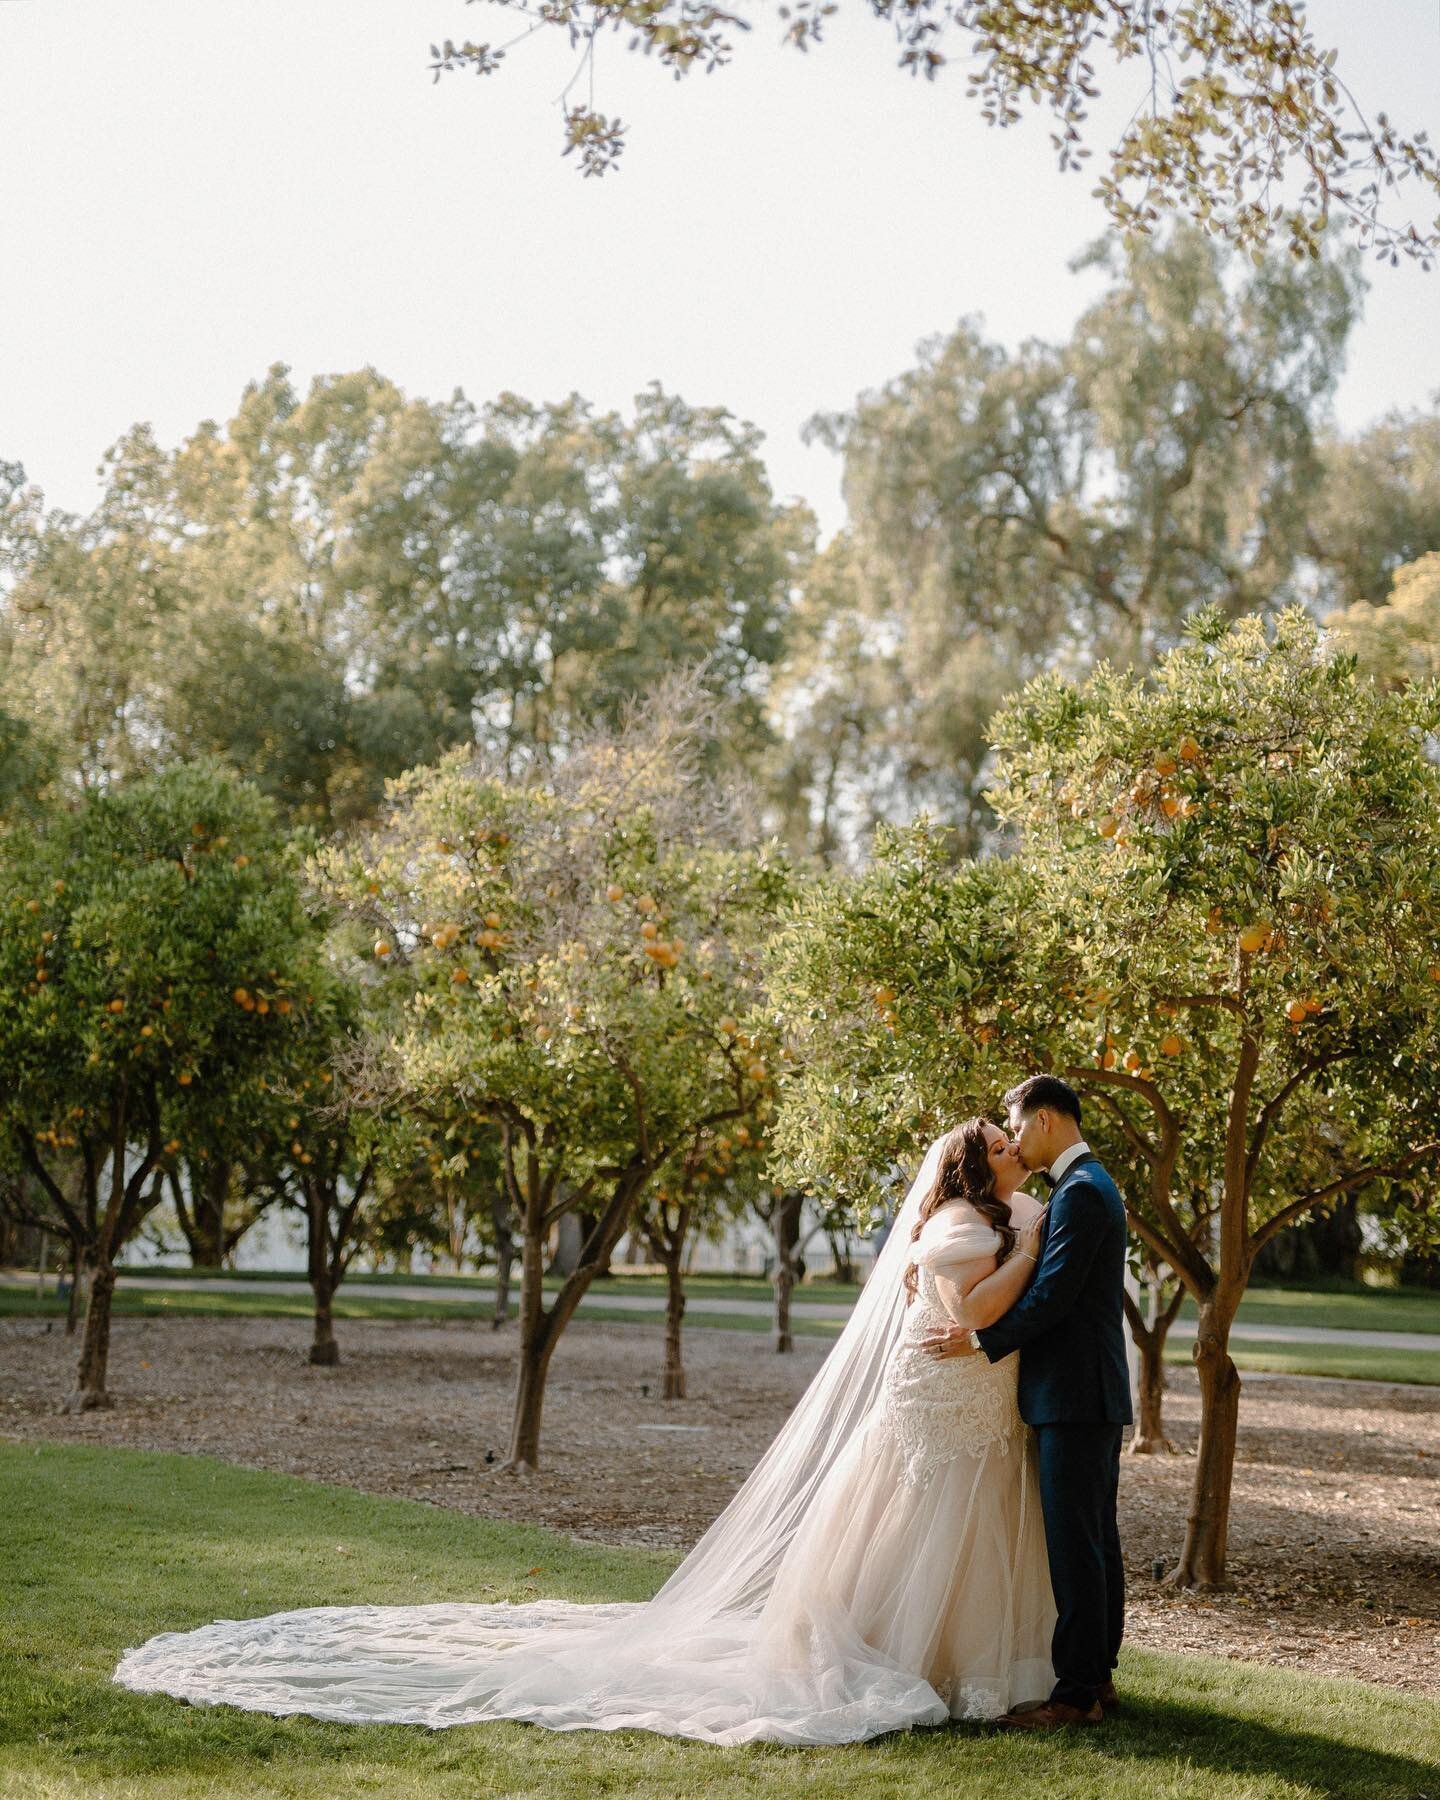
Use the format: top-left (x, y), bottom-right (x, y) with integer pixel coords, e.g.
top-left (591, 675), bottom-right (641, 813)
top-left (0, 762), bottom-right (323, 1409)
top-left (312, 692), bottom-right (790, 1470)
top-left (225, 966), bottom-right (389, 1367)
top-left (770, 611), bottom-right (1440, 1587)
top-left (635, 1123), bottom-right (753, 1398)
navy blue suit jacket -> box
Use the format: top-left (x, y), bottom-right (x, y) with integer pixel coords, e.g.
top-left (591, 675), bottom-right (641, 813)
top-left (976, 1153), bottom-right (1133, 1427)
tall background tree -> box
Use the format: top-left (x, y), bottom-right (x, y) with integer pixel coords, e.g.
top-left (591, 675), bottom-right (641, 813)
top-left (784, 229), bottom-right (1366, 854)
top-left (0, 372), bottom-right (811, 832)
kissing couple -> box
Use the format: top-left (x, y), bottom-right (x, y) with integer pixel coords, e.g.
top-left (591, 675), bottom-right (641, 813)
top-left (117, 1075), bottom-right (1133, 1747)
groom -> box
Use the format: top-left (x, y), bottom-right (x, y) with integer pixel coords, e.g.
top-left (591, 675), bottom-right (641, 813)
top-left (922, 1074), bottom-right (1131, 1729)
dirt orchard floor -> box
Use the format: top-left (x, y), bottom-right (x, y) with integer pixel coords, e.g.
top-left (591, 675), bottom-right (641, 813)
top-left (2, 1312), bottom-right (1436, 1699)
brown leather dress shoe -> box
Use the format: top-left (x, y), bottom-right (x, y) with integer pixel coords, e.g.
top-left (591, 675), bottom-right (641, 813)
top-left (997, 1699), bottom-right (1104, 1730)
top-left (1098, 1680), bottom-right (1120, 1713)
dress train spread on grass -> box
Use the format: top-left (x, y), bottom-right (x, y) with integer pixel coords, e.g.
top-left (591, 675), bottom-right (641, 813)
top-left (115, 1137), bottom-right (1055, 1745)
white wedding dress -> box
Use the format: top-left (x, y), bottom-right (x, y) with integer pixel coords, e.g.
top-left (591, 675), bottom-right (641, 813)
top-left (115, 1139), bottom-right (1056, 1744)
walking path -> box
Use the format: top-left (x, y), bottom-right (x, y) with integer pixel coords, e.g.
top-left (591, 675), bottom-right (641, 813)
top-left (8, 1271), bottom-right (1437, 1353)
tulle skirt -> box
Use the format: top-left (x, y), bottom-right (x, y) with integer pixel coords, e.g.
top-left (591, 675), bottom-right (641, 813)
top-left (114, 1381), bottom-right (1055, 1745)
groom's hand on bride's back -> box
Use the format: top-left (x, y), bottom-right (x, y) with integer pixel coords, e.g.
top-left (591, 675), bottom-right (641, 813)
top-left (919, 1323), bottom-right (980, 1360)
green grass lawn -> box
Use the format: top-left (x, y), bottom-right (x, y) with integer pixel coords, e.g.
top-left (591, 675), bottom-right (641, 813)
top-left (1181, 1280), bottom-right (1440, 1337)
top-left (2, 1444), bottom-right (1436, 1799)
top-left (1163, 1338), bottom-right (1440, 1387)
top-left (93, 1263), bottom-right (1440, 1334)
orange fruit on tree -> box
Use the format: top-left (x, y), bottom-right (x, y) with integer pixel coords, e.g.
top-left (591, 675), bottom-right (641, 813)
top-left (1154, 752), bottom-right (1178, 777)
top-left (1161, 795), bottom-right (1181, 819)
top-left (451, 967), bottom-right (470, 985)
top-left (606, 884), bottom-right (625, 903)
top-left (1123, 1050), bottom-right (1142, 1071)
top-left (373, 940), bottom-right (392, 959)
top-left (1205, 907), bottom-right (1225, 935)
top-left (1238, 924), bottom-right (1270, 955)
top-left (108, 998), bottom-right (125, 1014)
top-left (1179, 735), bottom-right (1201, 762)
top-left (746, 1059), bottom-right (768, 1080)
top-left (641, 921), bottom-right (659, 940)
top-left (1285, 999), bottom-right (1307, 1023)
top-left (1097, 814), bottom-right (1119, 839)
top-left (1160, 1033), bottom-right (1183, 1057)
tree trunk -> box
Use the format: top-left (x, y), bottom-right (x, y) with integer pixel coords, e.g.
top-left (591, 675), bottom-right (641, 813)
top-left (306, 1186), bottom-right (340, 1366)
top-left (508, 1321), bottom-right (555, 1470)
top-left (1125, 1277), bottom-right (1184, 1455)
top-left (490, 1186), bottom-right (515, 1326)
top-left (65, 1243), bottom-right (91, 1337)
top-left (499, 1165), bottom-right (643, 1471)
top-left (64, 1260), bottom-right (116, 1411)
top-left (492, 1238), bottom-right (515, 1329)
top-left (1130, 1326), bottom-right (1174, 1455)
top-left (187, 1160), bottom-right (233, 1268)
top-left (309, 1273), bottom-right (340, 1366)
top-left (771, 1190), bottom-right (803, 1353)
top-left (546, 1209), bottom-right (583, 1278)
top-left (506, 1195), bottom-right (553, 1469)
top-left (1170, 1299), bottom-right (1242, 1587)
top-left (662, 1247), bottom-right (686, 1399)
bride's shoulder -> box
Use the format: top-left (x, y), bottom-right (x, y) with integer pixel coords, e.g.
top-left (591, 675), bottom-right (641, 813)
top-left (914, 1200), bottom-right (1002, 1265)
top-left (1007, 1190), bottom-right (1046, 1226)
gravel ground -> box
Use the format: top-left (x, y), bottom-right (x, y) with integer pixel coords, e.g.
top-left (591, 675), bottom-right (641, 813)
top-left (3, 1313), bottom-right (1436, 1697)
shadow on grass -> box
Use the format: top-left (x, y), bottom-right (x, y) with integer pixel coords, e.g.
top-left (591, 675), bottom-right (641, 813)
top-left (1076, 1680), bottom-right (1440, 1800)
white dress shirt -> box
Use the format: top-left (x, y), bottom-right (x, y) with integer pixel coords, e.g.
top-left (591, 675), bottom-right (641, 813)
top-left (1047, 1139), bottom-right (1092, 1186)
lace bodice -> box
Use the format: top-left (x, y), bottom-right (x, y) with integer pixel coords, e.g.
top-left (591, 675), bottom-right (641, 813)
top-left (879, 1222), bottom-right (1022, 1486)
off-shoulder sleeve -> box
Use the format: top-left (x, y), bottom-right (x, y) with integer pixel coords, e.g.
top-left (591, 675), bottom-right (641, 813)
top-left (912, 1208), bottom-right (1002, 1271)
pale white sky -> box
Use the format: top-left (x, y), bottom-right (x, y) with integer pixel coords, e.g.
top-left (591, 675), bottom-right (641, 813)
top-left (2, 0), bottom-right (1438, 542)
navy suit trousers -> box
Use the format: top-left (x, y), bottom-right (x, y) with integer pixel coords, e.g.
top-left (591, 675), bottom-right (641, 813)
top-left (1033, 1422), bottom-right (1125, 1709)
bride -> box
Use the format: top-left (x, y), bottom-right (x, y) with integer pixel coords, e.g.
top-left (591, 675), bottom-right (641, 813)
top-left (115, 1120), bottom-right (1057, 1745)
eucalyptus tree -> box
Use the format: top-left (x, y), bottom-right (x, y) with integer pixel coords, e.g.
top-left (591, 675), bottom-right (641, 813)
top-left (781, 228), bottom-right (1364, 853)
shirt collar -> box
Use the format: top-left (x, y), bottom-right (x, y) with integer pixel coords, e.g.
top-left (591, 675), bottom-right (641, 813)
top-left (1048, 1140), bottom-right (1092, 1185)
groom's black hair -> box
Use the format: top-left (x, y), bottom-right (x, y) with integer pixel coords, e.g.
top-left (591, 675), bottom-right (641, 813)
top-left (1004, 1074), bottom-right (1082, 1125)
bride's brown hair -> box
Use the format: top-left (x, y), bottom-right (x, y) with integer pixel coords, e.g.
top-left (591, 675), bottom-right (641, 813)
top-left (903, 1118), bottom-right (1017, 1305)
